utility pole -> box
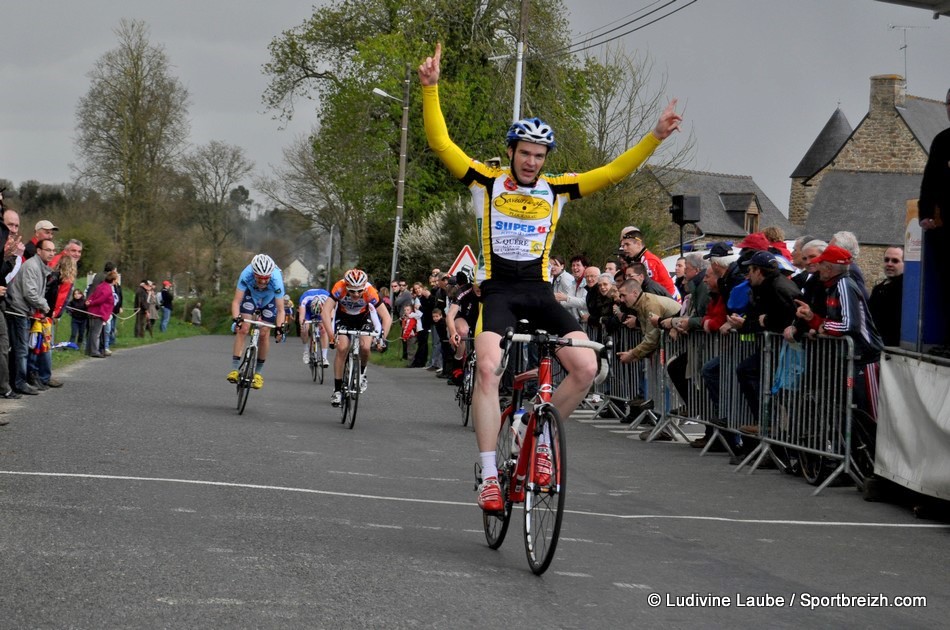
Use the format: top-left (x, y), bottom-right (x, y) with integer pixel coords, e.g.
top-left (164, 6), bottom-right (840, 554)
top-left (512, 0), bottom-right (530, 121)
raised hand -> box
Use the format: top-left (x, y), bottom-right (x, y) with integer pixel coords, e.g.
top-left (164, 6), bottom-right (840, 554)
top-left (418, 42), bottom-right (442, 87)
top-left (653, 99), bottom-right (682, 140)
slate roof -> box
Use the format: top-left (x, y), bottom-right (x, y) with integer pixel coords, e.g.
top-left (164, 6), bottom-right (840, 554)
top-left (790, 109), bottom-right (853, 179)
top-left (645, 166), bottom-right (797, 238)
top-left (803, 170), bottom-right (920, 245)
top-left (898, 95), bottom-right (949, 152)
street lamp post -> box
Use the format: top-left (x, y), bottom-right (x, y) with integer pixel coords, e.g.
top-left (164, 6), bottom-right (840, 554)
top-left (372, 63), bottom-right (411, 287)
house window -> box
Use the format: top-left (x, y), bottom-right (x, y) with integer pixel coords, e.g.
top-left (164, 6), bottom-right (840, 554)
top-left (744, 211), bottom-right (759, 233)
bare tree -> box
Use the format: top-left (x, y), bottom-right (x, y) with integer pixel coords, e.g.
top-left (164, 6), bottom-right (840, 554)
top-left (73, 19), bottom-right (189, 276)
top-left (181, 141), bottom-right (254, 295)
top-left (256, 133), bottom-right (361, 268)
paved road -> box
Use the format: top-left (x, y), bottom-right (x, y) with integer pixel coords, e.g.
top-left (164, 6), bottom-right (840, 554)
top-left (1, 336), bottom-right (948, 628)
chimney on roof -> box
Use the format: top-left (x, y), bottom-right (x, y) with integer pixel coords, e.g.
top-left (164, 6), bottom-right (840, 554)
top-left (869, 74), bottom-right (905, 113)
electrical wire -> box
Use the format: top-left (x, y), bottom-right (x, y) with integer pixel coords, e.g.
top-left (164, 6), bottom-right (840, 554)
top-left (538, 0), bottom-right (700, 60)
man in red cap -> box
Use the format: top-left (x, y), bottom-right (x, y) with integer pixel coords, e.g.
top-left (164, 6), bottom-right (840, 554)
top-left (794, 244), bottom-right (883, 418)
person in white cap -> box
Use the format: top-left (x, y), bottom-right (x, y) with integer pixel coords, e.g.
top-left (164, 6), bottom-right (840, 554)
top-left (24, 219), bottom-right (58, 259)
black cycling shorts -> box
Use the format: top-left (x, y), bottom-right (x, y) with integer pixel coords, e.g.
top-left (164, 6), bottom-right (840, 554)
top-left (335, 311), bottom-right (372, 333)
top-left (476, 279), bottom-right (583, 337)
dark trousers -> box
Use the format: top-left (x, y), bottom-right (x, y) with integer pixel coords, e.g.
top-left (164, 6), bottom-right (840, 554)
top-left (736, 351), bottom-right (762, 423)
top-left (411, 329), bottom-right (429, 367)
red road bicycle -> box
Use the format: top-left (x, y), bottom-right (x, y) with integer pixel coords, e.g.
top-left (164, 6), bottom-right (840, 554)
top-left (481, 327), bottom-right (611, 574)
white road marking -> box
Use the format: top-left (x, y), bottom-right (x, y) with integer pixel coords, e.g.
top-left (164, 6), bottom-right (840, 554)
top-left (554, 571), bottom-right (593, 578)
top-left (614, 583), bottom-right (652, 590)
top-left (3, 470), bottom-right (948, 529)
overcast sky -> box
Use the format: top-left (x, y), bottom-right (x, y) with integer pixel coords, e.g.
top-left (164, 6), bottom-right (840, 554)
top-left (2, 0), bottom-right (948, 215)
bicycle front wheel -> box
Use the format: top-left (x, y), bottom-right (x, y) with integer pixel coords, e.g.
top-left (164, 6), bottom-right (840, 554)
top-left (460, 361), bottom-right (475, 428)
top-left (483, 410), bottom-right (514, 549)
top-left (236, 346), bottom-right (256, 415)
top-left (523, 406), bottom-right (566, 575)
top-left (340, 354), bottom-right (353, 425)
top-left (346, 356), bottom-right (361, 430)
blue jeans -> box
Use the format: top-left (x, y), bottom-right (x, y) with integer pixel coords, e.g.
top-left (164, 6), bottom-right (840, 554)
top-left (28, 349), bottom-right (52, 383)
top-left (70, 318), bottom-right (86, 345)
top-left (160, 307), bottom-right (172, 332)
top-left (105, 317), bottom-right (115, 349)
top-left (9, 315), bottom-right (30, 391)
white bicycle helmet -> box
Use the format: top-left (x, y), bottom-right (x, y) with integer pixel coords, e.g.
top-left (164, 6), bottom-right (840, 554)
top-left (309, 294), bottom-right (328, 316)
top-left (506, 117), bottom-right (556, 150)
top-left (344, 269), bottom-right (368, 291)
top-left (251, 253), bottom-right (276, 276)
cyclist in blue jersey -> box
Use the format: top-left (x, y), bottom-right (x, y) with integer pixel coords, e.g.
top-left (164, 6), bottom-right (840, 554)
top-left (226, 254), bottom-right (287, 389)
top-left (298, 287), bottom-right (331, 367)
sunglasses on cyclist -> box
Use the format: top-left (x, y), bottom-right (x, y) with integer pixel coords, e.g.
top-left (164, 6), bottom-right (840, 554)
top-left (253, 274), bottom-right (271, 282)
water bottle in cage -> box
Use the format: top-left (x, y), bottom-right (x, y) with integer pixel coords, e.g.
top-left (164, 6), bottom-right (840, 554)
top-left (510, 408), bottom-right (527, 455)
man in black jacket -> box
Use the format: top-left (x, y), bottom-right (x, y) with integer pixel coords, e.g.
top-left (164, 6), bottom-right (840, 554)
top-left (728, 251), bottom-right (800, 427)
top-left (918, 86), bottom-right (950, 351)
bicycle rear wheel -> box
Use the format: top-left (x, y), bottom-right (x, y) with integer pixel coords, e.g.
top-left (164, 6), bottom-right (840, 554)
top-left (523, 406), bottom-right (566, 575)
top-left (236, 346), bottom-right (256, 415)
top-left (316, 349), bottom-right (325, 384)
top-left (309, 338), bottom-right (319, 382)
top-left (483, 410), bottom-right (514, 549)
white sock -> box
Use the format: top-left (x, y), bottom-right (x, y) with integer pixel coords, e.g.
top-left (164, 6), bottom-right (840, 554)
top-left (479, 451), bottom-right (497, 480)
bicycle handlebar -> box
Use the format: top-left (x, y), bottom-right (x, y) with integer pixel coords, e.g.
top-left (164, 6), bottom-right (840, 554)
top-left (493, 328), bottom-right (613, 385)
top-left (336, 327), bottom-right (382, 338)
top-left (239, 318), bottom-right (277, 328)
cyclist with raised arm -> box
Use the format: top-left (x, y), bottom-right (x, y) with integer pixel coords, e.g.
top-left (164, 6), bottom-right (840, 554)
top-left (226, 254), bottom-right (286, 389)
top-left (298, 287), bottom-right (331, 368)
top-left (321, 269), bottom-right (393, 407)
top-left (419, 42), bottom-right (682, 512)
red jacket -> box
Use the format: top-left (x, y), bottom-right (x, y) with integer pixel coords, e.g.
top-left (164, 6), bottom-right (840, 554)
top-left (86, 281), bottom-right (115, 320)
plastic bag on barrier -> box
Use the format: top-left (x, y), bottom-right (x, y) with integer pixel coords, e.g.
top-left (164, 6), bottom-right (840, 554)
top-left (771, 341), bottom-right (805, 393)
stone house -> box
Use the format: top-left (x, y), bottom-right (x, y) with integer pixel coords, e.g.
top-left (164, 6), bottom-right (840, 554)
top-left (641, 165), bottom-right (796, 256)
top-left (788, 74), bottom-right (947, 283)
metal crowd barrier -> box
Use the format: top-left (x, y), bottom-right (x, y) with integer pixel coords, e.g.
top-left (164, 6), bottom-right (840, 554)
top-left (577, 323), bottom-right (865, 496)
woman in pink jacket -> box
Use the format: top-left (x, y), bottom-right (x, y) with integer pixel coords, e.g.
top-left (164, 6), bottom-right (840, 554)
top-left (85, 270), bottom-right (117, 357)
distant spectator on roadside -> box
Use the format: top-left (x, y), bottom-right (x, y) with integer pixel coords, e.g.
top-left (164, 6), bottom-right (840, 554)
top-left (829, 230), bottom-right (869, 300)
top-left (160, 280), bottom-right (174, 332)
top-left (134, 280), bottom-right (150, 338)
top-left (86, 270), bottom-right (118, 358)
top-left (67, 289), bottom-right (88, 347)
top-left (673, 256), bottom-right (687, 297)
top-left (23, 219), bottom-right (58, 260)
top-left (868, 246), bottom-right (904, 347)
top-left (6, 237), bottom-right (56, 394)
top-left (554, 255), bottom-right (589, 323)
top-left (918, 85), bottom-right (950, 352)
top-left (146, 281), bottom-right (159, 337)
top-left (191, 302), bottom-right (202, 326)
top-left (762, 225), bottom-right (792, 260)
top-left (618, 226), bottom-right (678, 299)
top-left (795, 245), bottom-right (883, 418)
